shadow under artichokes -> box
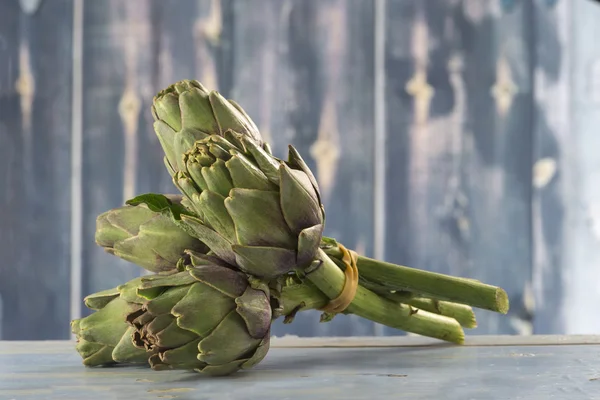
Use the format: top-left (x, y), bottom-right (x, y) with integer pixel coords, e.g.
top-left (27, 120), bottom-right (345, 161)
top-left (72, 254), bottom-right (272, 376)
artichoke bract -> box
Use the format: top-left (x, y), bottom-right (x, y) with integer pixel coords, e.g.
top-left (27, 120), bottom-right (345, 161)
top-left (172, 133), bottom-right (325, 279)
top-left (71, 277), bottom-right (153, 366)
top-left (95, 195), bottom-right (208, 273)
top-left (152, 80), bottom-right (265, 176)
top-left (127, 258), bottom-right (271, 376)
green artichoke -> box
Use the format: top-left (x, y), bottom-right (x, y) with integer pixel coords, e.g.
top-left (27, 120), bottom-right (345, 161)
top-left (73, 256), bottom-right (272, 376)
top-left (152, 79), bottom-right (265, 176)
top-left (130, 255), bottom-right (271, 375)
top-left (70, 277), bottom-right (153, 366)
top-left (95, 195), bottom-right (208, 273)
top-left (171, 133), bottom-right (325, 279)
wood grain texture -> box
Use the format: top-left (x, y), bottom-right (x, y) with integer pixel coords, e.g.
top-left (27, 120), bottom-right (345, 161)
top-left (565, 0), bottom-right (600, 334)
top-left (225, 0), bottom-right (377, 337)
top-left (0, 0), bottom-right (73, 339)
top-left (3, 339), bottom-right (600, 399)
top-left (80, 0), bottom-right (156, 302)
top-left (382, 0), bottom-right (534, 335)
top-left (147, 0), bottom-right (228, 197)
top-left (532, 0), bottom-right (600, 335)
top-left (531, 0), bottom-right (568, 335)
top-left (4, 0), bottom-right (598, 339)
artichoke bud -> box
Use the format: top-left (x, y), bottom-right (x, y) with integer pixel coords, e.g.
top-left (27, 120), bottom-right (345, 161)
top-left (176, 135), bottom-right (325, 279)
top-left (152, 79), bottom-right (263, 178)
top-left (95, 200), bottom-right (209, 274)
top-left (125, 265), bottom-right (271, 376)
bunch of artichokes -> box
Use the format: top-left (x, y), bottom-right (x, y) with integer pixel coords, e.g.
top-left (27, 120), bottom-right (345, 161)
top-left (72, 80), bottom-right (509, 377)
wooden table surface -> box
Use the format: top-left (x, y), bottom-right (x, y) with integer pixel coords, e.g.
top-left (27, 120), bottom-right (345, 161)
top-left (0, 335), bottom-right (599, 400)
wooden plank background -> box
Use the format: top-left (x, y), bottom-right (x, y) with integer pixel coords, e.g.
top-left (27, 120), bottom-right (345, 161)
top-left (0, 0), bottom-right (73, 339)
top-left (0, 0), bottom-right (598, 339)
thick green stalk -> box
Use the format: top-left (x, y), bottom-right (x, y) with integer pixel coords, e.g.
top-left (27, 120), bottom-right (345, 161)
top-left (278, 272), bottom-right (476, 329)
top-left (323, 246), bottom-right (508, 314)
top-left (303, 249), bottom-right (465, 344)
top-left (279, 280), bottom-right (329, 315)
top-left (356, 277), bottom-right (477, 328)
top-left (400, 298), bottom-right (476, 329)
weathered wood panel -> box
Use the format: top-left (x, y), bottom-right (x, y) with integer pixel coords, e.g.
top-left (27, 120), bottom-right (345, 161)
top-left (150, 0), bottom-right (229, 197)
top-left (563, 0), bottom-right (600, 334)
top-left (531, 0), bottom-right (568, 335)
top-left (231, 0), bottom-right (378, 239)
top-left (3, 0), bottom-right (598, 339)
top-left (0, 0), bottom-right (73, 338)
top-left (80, 0), bottom-right (157, 303)
top-left (532, 0), bottom-right (600, 335)
top-left (382, 0), bottom-right (534, 335)
top-left (224, 0), bottom-right (377, 337)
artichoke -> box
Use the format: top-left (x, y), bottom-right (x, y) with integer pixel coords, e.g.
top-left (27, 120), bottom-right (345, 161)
top-left (127, 259), bottom-right (272, 375)
top-left (95, 195), bottom-right (208, 273)
top-left (74, 79), bottom-right (513, 377)
top-left (171, 133), bottom-right (325, 279)
top-left (73, 256), bottom-right (272, 376)
top-left (152, 79), bottom-right (265, 176)
top-left (70, 277), bottom-right (152, 366)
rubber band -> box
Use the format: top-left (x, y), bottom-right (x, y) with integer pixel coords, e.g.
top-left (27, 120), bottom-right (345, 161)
top-left (320, 244), bottom-right (359, 314)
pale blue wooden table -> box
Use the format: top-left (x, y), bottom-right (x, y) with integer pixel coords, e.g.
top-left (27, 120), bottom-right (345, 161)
top-left (0, 336), bottom-right (599, 400)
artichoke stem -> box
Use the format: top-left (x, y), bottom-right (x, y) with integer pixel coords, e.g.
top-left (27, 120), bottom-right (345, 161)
top-left (278, 280), bottom-right (329, 316)
top-left (305, 249), bottom-right (465, 344)
top-left (322, 246), bottom-right (509, 314)
top-left (400, 297), bottom-right (477, 329)
top-left (358, 280), bottom-right (477, 328)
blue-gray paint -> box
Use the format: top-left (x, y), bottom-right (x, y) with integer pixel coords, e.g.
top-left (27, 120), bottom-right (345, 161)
top-left (381, 0), bottom-right (534, 336)
top-left (0, 0), bottom-right (597, 339)
top-left (0, 0), bottom-right (73, 339)
top-left (1, 337), bottom-right (599, 399)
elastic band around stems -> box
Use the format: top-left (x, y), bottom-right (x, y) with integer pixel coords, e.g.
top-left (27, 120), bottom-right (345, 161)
top-left (319, 244), bottom-right (359, 313)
